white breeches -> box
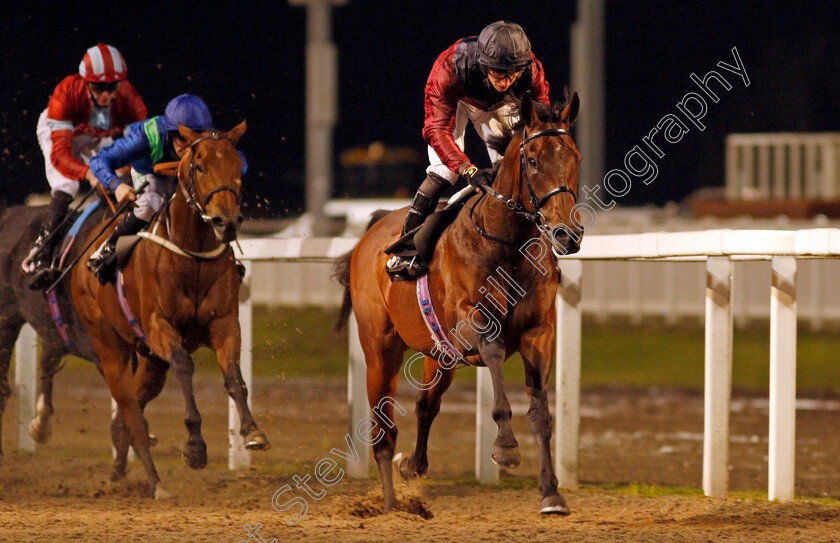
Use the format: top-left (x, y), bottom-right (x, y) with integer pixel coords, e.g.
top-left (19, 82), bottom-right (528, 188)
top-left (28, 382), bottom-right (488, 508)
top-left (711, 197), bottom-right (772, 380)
top-left (130, 168), bottom-right (177, 222)
top-left (426, 100), bottom-right (519, 184)
top-left (36, 109), bottom-right (113, 197)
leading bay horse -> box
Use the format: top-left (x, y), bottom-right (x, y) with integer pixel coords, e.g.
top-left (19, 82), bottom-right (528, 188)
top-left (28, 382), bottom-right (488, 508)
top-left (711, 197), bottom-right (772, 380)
top-left (68, 122), bottom-right (268, 497)
top-left (336, 92), bottom-right (582, 514)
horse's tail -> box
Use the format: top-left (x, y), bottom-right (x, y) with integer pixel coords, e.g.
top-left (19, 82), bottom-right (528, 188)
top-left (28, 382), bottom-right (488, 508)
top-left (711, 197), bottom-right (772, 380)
top-left (333, 250), bottom-right (354, 333)
top-left (333, 209), bottom-right (392, 333)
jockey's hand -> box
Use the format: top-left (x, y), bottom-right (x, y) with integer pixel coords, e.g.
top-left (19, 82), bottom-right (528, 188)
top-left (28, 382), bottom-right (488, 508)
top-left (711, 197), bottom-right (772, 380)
top-left (115, 182), bottom-right (136, 204)
top-left (84, 168), bottom-right (100, 187)
top-left (461, 164), bottom-right (492, 193)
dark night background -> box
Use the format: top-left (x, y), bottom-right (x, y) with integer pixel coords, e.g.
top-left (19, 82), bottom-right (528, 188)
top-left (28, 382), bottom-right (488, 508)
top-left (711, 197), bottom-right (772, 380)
top-left (1, 1), bottom-right (839, 217)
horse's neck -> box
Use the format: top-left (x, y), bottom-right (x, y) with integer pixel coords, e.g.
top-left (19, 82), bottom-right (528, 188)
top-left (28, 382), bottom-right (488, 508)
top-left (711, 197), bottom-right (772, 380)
top-left (165, 192), bottom-right (219, 253)
top-left (454, 155), bottom-right (536, 255)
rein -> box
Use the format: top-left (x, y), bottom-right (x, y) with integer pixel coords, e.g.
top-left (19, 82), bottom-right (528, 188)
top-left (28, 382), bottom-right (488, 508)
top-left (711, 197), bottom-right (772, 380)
top-left (470, 127), bottom-right (576, 247)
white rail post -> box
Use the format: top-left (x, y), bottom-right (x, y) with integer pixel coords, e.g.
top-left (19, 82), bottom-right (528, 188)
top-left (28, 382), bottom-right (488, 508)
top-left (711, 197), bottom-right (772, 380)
top-left (769, 255), bottom-right (797, 501)
top-left (821, 141), bottom-right (837, 199)
top-left (724, 136), bottom-right (739, 200)
top-left (15, 324), bottom-right (38, 452)
top-left (346, 312), bottom-right (370, 478)
top-left (804, 143), bottom-right (818, 198)
top-left (789, 141), bottom-right (802, 197)
top-left (476, 366), bottom-right (499, 484)
top-left (703, 256), bottom-right (733, 498)
top-left (772, 142), bottom-right (786, 199)
top-left (744, 144), bottom-right (756, 197)
top-left (555, 259), bottom-right (582, 488)
top-left (757, 143), bottom-right (771, 198)
top-left (230, 261), bottom-right (253, 469)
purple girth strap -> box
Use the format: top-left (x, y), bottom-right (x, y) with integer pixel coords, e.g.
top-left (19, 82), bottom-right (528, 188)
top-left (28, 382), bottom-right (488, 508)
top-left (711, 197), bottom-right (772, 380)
top-left (416, 274), bottom-right (465, 366)
top-left (116, 270), bottom-right (147, 343)
top-left (47, 289), bottom-right (72, 348)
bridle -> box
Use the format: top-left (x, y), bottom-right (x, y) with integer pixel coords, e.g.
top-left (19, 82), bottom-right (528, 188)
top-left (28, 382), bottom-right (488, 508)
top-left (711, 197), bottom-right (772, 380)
top-left (470, 126), bottom-right (578, 247)
top-left (178, 131), bottom-right (242, 222)
top-left (142, 131), bottom-right (243, 261)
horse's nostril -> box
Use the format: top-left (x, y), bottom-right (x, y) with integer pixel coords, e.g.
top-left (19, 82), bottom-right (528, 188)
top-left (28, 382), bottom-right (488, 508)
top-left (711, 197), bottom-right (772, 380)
top-left (552, 228), bottom-right (569, 241)
top-left (211, 217), bottom-right (225, 229)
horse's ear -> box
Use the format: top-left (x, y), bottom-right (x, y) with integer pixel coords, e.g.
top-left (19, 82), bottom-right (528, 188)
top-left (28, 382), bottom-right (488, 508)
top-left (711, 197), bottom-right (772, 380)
top-left (225, 120), bottom-right (247, 145)
top-left (521, 91), bottom-right (540, 128)
top-left (560, 92), bottom-right (580, 128)
top-left (178, 123), bottom-right (201, 144)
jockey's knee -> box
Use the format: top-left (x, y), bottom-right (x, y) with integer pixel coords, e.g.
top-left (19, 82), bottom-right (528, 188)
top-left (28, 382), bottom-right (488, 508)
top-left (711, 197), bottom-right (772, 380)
top-left (49, 179), bottom-right (80, 198)
top-left (134, 193), bottom-right (165, 222)
top-left (425, 164), bottom-right (458, 185)
top-left (134, 207), bottom-right (155, 222)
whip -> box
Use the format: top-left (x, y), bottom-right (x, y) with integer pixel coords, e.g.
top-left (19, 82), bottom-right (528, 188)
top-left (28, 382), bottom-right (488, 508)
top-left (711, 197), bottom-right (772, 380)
top-left (46, 180), bottom-right (150, 293)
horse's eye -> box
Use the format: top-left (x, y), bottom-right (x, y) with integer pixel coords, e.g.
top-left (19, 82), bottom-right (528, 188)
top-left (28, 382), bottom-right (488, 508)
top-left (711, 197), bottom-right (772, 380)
top-left (195, 164), bottom-right (204, 174)
top-left (528, 157), bottom-right (538, 169)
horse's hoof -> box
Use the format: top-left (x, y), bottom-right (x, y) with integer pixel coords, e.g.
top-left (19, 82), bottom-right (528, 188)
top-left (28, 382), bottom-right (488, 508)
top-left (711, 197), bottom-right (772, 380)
top-left (110, 468), bottom-right (127, 482)
top-left (491, 444), bottom-right (521, 469)
top-left (154, 486), bottom-right (172, 499)
top-left (183, 440), bottom-right (207, 469)
top-left (391, 452), bottom-right (404, 470)
top-left (392, 452), bottom-right (410, 478)
top-left (393, 452), bottom-right (420, 479)
top-left (539, 495), bottom-right (571, 515)
top-left (245, 431), bottom-right (270, 451)
top-left (149, 434), bottom-right (159, 447)
top-left (28, 419), bottom-right (51, 444)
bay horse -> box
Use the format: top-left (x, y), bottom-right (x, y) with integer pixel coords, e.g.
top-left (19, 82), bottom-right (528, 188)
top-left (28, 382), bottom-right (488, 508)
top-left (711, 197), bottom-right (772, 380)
top-left (0, 205), bottom-right (97, 455)
top-left (65, 122), bottom-right (268, 497)
top-left (335, 92), bottom-right (582, 514)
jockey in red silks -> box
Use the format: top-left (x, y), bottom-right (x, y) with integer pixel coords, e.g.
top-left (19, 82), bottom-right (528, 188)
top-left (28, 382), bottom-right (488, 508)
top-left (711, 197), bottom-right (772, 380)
top-left (26, 43), bottom-right (147, 289)
top-left (386, 21), bottom-right (551, 279)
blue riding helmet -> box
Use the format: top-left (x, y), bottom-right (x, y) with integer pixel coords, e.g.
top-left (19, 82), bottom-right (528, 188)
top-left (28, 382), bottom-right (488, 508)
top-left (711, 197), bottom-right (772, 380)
top-left (162, 94), bottom-right (214, 132)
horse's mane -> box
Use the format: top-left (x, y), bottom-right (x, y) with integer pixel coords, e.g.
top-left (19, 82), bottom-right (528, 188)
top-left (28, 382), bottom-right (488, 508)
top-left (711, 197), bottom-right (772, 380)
top-left (486, 92), bottom-right (574, 156)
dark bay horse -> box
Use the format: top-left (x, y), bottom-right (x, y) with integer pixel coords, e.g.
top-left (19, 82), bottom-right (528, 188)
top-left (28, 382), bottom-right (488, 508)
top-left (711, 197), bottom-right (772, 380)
top-left (0, 203), bottom-right (110, 455)
top-left (65, 122), bottom-right (268, 497)
top-left (336, 92), bottom-right (582, 514)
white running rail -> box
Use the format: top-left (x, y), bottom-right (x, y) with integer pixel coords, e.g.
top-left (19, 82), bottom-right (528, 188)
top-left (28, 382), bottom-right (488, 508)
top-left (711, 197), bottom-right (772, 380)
top-left (16, 229), bottom-right (840, 500)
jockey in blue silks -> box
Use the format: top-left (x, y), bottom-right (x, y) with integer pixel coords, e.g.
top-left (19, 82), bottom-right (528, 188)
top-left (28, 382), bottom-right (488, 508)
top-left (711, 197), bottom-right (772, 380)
top-left (87, 94), bottom-right (247, 283)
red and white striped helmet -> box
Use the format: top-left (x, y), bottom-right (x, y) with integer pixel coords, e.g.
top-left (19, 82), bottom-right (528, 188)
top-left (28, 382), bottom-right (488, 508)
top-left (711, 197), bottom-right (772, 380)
top-left (78, 43), bottom-right (127, 83)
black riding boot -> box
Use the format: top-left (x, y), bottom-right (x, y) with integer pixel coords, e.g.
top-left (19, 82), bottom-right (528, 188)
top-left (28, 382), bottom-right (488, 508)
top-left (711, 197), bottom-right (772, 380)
top-left (87, 212), bottom-right (149, 285)
top-left (27, 191), bottom-right (74, 290)
top-left (386, 173), bottom-right (449, 279)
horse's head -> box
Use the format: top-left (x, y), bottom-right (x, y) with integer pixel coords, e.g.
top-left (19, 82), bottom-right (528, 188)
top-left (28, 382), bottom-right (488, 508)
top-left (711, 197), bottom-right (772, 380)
top-left (177, 122), bottom-right (247, 243)
top-left (514, 91), bottom-right (582, 255)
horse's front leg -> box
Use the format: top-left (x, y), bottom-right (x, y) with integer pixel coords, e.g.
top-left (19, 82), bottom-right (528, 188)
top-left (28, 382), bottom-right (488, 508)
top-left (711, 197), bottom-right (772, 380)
top-left (209, 313), bottom-right (269, 450)
top-left (91, 334), bottom-right (166, 498)
top-left (477, 337), bottom-right (521, 469)
top-left (111, 353), bottom-right (170, 481)
top-left (520, 324), bottom-right (569, 515)
top-left (147, 314), bottom-right (207, 469)
top-left (29, 341), bottom-right (65, 444)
